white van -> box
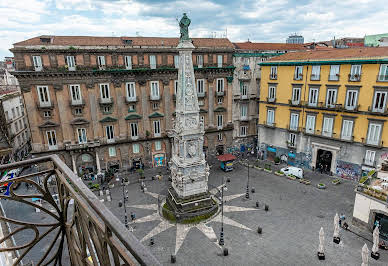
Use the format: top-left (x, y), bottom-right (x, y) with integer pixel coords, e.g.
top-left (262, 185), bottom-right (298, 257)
top-left (281, 166), bottom-right (304, 179)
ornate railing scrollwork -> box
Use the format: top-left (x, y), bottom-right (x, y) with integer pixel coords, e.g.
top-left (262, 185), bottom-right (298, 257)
top-left (0, 155), bottom-right (160, 266)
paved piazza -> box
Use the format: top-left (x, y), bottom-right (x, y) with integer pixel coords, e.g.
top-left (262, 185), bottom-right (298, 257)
top-left (102, 161), bottom-right (388, 265)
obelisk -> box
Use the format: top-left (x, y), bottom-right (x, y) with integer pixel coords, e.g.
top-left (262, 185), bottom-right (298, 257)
top-left (168, 14), bottom-right (212, 213)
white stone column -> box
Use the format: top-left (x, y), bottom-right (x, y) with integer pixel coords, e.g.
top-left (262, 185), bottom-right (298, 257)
top-left (71, 154), bottom-right (77, 175)
top-left (96, 151), bottom-right (101, 174)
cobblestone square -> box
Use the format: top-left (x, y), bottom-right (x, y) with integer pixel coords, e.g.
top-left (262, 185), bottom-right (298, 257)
top-left (102, 160), bottom-right (388, 265)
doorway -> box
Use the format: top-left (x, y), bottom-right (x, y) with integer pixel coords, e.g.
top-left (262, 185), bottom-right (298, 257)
top-left (374, 213), bottom-right (388, 242)
top-left (316, 149), bottom-right (333, 174)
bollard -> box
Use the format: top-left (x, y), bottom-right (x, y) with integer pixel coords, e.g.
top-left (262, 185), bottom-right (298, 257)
top-left (150, 237), bottom-right (154, 246)
top-left (257, 226), bottom-right (262, 234)
top-left (105, 189), bottom-right (110, 195)
top-left (99, 190), bottom-right (103, 197)
top-left (226, 178), bottom-right (231, 183)
top-left (107, 195), bottom-right (111, 202)
top-left (251, 187), bottom-right (255, 193)
top-left (171, 255), bottom-right (176, 263)
top-left (223, 247), bottom-right (229, 256)
top-left (264, 204), bottom-right (269, 211)
top-left (256, 201), bottom-right (259, 208)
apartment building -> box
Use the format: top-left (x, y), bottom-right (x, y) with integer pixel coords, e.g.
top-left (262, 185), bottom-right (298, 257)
top-left (0, 59), bottom-right (30, 163)
top-left (231, 42), bottom-right (306, 153)
top-left (10, 36), bottom-right (235, 174)
top-left (258, 47), bottom-right (388, 180)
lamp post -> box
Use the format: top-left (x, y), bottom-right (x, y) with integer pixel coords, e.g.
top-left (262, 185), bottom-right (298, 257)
top-left (121, 177), bottom-right (129, 229)
top-left (245, 158), bottom-right (250, 199)
top-left (219, 176), bottom-right (225, 246)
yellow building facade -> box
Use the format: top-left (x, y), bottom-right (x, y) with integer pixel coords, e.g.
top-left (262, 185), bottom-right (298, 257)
top-left (258, 47), bottom-right (388, 180)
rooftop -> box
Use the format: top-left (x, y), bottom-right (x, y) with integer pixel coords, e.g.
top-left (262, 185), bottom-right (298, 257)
top-left (233, 42), bottom-right (306, 51)
top-left (267, 47), bottom-right (388, 62)
top-left (13, 35), bottom-right (234, 48)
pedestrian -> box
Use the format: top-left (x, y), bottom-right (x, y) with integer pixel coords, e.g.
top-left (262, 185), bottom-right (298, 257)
top-left (339, 213), bottom-right (345, 227)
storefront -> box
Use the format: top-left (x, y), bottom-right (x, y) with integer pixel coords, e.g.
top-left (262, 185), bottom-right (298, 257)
top-left (77, 153), bottom-right (96, 175)
top-left (288, 151), bottom-right (296, 166)
top-left (267, 146), bottom-right (276, 161)
top-left (153, 153), bottom-right (165, 167)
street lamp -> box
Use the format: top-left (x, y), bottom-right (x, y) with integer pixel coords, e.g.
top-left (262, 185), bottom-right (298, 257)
top-left (219, 181), bottom-right (225, 246)
top-left (121, 177), bottom-right (129, 229)
top-left (245, 158), bottom-right (250, 199)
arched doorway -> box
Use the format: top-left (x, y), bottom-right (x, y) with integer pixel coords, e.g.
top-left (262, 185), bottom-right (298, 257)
top-left (316, 149), bottom-right (332, 174)
top-left (77, 153), bottom-right (96, 175)
top-left (373, 212), bottom-right (388, 243)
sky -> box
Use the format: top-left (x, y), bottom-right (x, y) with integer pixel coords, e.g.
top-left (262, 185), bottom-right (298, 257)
top-left (1, 0), bottom-right (388, 59)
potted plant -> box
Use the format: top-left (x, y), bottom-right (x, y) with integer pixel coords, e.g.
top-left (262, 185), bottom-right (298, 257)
top-left (264, 164), bottom-right (272, 173)
top-left (332, 178), bottom-right (341, 185)
top-left (317, 183), bottom-right (326, 189)
top-left (287, 174), bottom-right (296, 180)
top-left (275, 170), bottom-right (284, 176)
top-left (274, 157), bottom-right (280, 165)
top-left (137, 168), bottom-right (145, 179)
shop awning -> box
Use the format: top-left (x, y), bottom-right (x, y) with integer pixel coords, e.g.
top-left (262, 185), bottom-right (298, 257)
top-left (217, 154), bottom-right (236, 162)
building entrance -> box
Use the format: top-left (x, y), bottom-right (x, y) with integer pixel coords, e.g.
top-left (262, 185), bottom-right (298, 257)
top-left (316, 149), bottom-right (332, 174)
top-left (375, 213), bottom-right (388, 243)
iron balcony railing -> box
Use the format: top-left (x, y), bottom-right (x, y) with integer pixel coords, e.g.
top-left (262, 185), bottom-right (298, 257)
top-left (0, 155), bottom-right (160, 266)
top-left (328, 74), bottom-right (340, 81)
top-left (348, 74), bottom-right (361, 82)
top-left (310, 74), bottom-right (320, 81)
top-left (377, 74), bottom-right (388, 82)
top-left (269, 73), bottom-right (277, 80)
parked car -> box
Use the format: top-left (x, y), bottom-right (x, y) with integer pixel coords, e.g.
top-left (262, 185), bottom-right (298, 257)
top-left (280, 166), bottom-right (304, 179)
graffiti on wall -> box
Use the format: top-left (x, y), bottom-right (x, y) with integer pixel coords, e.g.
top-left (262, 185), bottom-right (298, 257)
top-left (381, 152), bottom-right (388, 161)
top-left (336, 160), bottom-right (361, 181)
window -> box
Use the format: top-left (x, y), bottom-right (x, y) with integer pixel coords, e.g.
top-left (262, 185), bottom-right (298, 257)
top-left (322, 117), bottom-right (334, 137)
top-left (288, 133), bottom-right (296, 147)
top-left (378, 64), bottom-right (388, 81)
top-left (103, 106), bottom-right (111, 113)
top-left (240, 126), bottom-right (247, 137)
top-left (99, 83), bottom-right (110, 100)
top-left (270, 66), bottom-right (277, 79)
top-left (241, 82), bottom-right (248, 97)
top-left (74, 108), bottom-right (82, 115)
top-left (197, 79), bottom-right (204, 95)
top-left (174, 80), bottom-right (178, 95)
top-left (37, 86), bottom-right (50, 106)
top-left (372, 91), bottom-right (387, 113)
top-left (345, 89), bottom-right (358, 110)
top-left (217, 115), bottom-right (223, 129)
top-left (150, 81), bottom-right (160, 99)
top-left (150, 55), bottom-right (156, 69)
top-left (152, 102), bottom-right (159, 110)
top-left (105, 125), bottom-right (114, 143)
top-left (153, 120), bottom-right (161, 136)
top-left (243, 57), bottom-right (250, 65)
top-left (124, 56), bottom-right (132, 70)
top-left (21, 105), bottom-right (24, 116)
top-left (326, 88), bottom-right (337, 108)
top-left (197, 55), bottom-right (203, 68)
top-left (18, 120), bottom-right (22, 130)
top-left (216, 97), bottom-right (222, 104)
top-left (290, 113), bottom-right (299, 131)
top-left (268, 86), bottom-right (276, 101)
top-left (11, 108), bottom-right (15, 118)
top-left (200, 116), bottom-right (204, 125)
top-left (240, 104), bottom-right (248, 119)
top-left (70, 85), bottom-right (82, 104)
top-left (126, 82), bottom-right (136, 100)
top-left (129, 104), bottom-right (135, 111)
top-left (109, 147), bottom-right (116, 157)
top-left (217, 55), bottom-right (223, 67)
top-left (77, 128), bottom-right (87, 144)
top-left (292, 87), bottom-right (301, 104)
top-left (66, 56), bottom-right (76, 71)
top-left (43, 111), bottom-right (51, 117)
top-left (130, 123), bottom-right (138, 139)
top-left (308, 87), bottom-right (319, 107)
top-left (32, 56), bottom-right (42, 71)
top-left (46, 130), bottom-right (57, 150)
top-left (217, 79), bottom-right (224, 93)
top-left (367, 123), bottom-right (382, 145)
top-left (217, 133), bottom-right (223, 141)
top-left (329, 65), bottom-right (340, 80)
top-left (294, 66), bottom-right (303, 80)
top-left (305, 115), bottom-right (316, 134)
top-left (311, 65), bottom-right (320, 80)
top-left (155, 141), bottom-right (162, 151)
top-left (97, 56), bottom-right (106, 69)
top-left (267, 109), bottom-right (274, 126)
top-left (174, 55), bottom-right (180, 68)
top-left (364, 150), bottom-right (376, 166)
top-left (133, 143), bottom-right (140, 154)
top-left (341, 120), bottom-right (353, 141)
top-left (349, 65), bottom-right (361, 81)
top-left (16, 107), bottom-right (20, 117)
top-left (15, 122), bottom-right (18, 132)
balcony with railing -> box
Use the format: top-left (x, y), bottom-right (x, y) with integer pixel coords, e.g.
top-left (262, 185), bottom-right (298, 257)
top-left (216, 90), bottom-right (225, 97)
top-left (263, 121), bottom-right (276, 128)
top-left (237, 70), bottom-right (251, 80)
top-left (65, 140), bottom-right (100, 151)
top-left (287, 125), bottom-right (301, 132)
top-left (362, 137), bottom-right (384, 148)
top-left (294, 73), bottom-right (303, 80)
top-left (368, 106), bottom-right (388, 115)
top-left (288, 99), bottom-right (301, 106)
top-left (37, 101), bottom-right (54, 110)
top-left (0, 155), bottom-right (160, 265)
top-left (149, 94), bottom-right (161, 101)
top-left (344, 104), bottom-right (360, 112)
top-left (98, 97), bottom-right (114, 105)
top-left (310, 74), bottom-right (320, 81)
top-left (197, 91), bottom-right (206, 98)
top-left (266, 97), bottom-right (276, 103)
top-left (269, 73), bottom-right (277, 80)
top-left (125, 96), bottom-right (138, 103)
top-left (348, 74), bottom-right (361, 82)
top-left (328, 74), bottom-right (340, 81)
top-left (69, 99), bottom-right (85, 107)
